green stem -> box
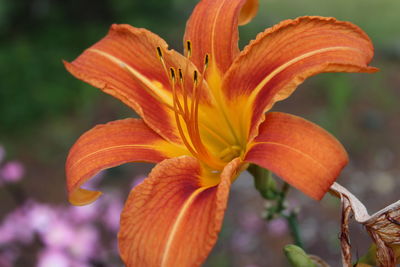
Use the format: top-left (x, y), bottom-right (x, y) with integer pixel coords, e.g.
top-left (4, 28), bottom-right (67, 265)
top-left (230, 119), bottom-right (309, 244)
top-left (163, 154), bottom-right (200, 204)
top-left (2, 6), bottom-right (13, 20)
top-left (276, 182), bottom-right (289, 212)
top-left (285, 211), bottom-right (304, 249)
top-left (249, 165), bottom-right (304, 248)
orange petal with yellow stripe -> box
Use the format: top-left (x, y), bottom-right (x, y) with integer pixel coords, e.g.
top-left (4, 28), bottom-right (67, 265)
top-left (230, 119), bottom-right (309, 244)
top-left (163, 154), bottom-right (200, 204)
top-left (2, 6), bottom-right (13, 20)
top-left (245, 112), bottom-right (348, 200)
top-left (184, 0), bottom-right (258, 74)
top-left (65, 24), bottom-right (210, 144)
top-left (223, 16), bottom-right (378, 140)
top-left (118, 157), bottom-right (242, 267)
top-left (66, 118), bottom-right (187, 206)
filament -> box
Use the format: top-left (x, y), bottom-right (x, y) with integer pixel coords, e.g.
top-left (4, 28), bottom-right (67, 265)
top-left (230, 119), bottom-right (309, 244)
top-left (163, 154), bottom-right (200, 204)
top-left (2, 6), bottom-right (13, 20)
top-left (156, 46), bottom-right (226, 170)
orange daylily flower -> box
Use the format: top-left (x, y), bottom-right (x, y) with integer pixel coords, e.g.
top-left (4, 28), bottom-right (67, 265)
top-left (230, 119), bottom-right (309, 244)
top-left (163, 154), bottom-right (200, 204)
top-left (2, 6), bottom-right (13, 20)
top-left (64, 0), bottom-right (377, 266)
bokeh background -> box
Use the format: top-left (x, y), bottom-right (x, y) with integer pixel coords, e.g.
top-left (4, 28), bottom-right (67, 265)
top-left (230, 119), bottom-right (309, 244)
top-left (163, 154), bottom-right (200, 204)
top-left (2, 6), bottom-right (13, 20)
top-left (0, 0), bottom-right (399, 266)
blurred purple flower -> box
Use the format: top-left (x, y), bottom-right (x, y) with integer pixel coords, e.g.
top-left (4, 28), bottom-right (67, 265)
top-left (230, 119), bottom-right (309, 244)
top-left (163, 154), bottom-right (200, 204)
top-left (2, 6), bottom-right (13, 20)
top-left (27, 202), bottom-right (58, 235)
top-left (83, 170), bottom-right (106, 189)
top-left (131, 175), bottom-right (146, 188)
top-left (231, 231), bottom-right (256, 253)
top-left (0, 188), bottom-right (118, 265)
top-left (37, 249), bottom-right (70, 267)
top-left (238, 212), bottom-right (263, 234)
top-left (0, 255), bottom-right (12, 267)
top-left (0, 248), bottom-right (18, 267)
top-left (266, 217), bottom-right (288, 236)
top-left (0, 161), bottom-right (25, 183)
top-left (102, 194), bottom-right (124, 232)
top-left (68, 201), bottom-right (100, 224)
top-left (0, 145), bottom-right (5, 164)
top-left (0, 202), bottom-right (34, 245)
top-left (69, 225), bottom-right (100, 260)
top-left (42, 220), bottom-right (75, 249)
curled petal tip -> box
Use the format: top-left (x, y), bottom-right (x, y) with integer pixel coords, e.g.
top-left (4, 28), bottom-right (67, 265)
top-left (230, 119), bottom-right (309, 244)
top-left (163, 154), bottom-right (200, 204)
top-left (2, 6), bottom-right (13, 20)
top-left (68, 188), bottom-right (102, 206)
top-left (238, 0), bottom-right (259, 26)
top-left (65, 118), bottom-right (187, 207)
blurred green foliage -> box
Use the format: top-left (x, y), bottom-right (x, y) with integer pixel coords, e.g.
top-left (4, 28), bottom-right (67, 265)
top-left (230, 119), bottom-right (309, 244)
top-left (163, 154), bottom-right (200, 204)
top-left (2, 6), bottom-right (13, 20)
top-left (1, 0), bottom-right (399, 141)
top-left (0, 0), bottom-right (196, 140)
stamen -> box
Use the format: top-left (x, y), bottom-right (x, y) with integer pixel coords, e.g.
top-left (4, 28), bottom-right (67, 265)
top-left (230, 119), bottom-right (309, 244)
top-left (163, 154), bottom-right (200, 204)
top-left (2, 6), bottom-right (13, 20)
top-left (170, 67), bottom-right (184, 115)
top-left (188, 69), bottom-right (210, 161)
top-left (156, 47), bottom-right (172, 83)
top-left (170, 67), bottom-right (199, 159)
top-left (178, 68), bottom-right (183, 81)
top-left (155, 47), bottom-right (185, 116)
top-left (156, 46), bottom-right (163, 59)
top-left (193, 70), bottom-right (198, 85)
top-left (178, 68), bottom-right (189, 116)
top-left (155, 46), bottom-right (226, 170)
top-left (169, 67), bottom-right (176, 81)
top-left (204, 54), bottom-right (209, 68)
top-left (202, 54), bottom-right (210, 79)
top-left (186, 41), bottom-right (192, 58)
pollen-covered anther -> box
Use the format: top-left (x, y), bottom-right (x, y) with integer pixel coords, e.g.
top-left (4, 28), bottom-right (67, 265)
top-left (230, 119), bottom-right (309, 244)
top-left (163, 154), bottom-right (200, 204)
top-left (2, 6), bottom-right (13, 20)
top-left (186, 40), bottom-right (192, 58)
top-left (170, 67), bottom-right (176, 81)
top-left (193, 70), bottom-right (198, 84)
top-left (178, 68), bottom-right (184, 81)
top-left (204, 54), bottom-right (209, 68)
top-left (156, 46), bottom-right (163, 59)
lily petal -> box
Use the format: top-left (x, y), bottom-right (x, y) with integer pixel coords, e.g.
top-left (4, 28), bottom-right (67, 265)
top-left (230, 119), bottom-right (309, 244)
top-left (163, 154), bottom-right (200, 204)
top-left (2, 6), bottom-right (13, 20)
top-left (245, 112), bottom-right (348, 200)
top-left (66, 118), bottom-right (187, 206)
top-left (65, 24), bottom-right (209, 144)
top-left (223, 16), bottom-right (378, 141)
top-left (184, 0), bottom-right (258, 74)
top-left (118, 157), bottom-right (241, 267)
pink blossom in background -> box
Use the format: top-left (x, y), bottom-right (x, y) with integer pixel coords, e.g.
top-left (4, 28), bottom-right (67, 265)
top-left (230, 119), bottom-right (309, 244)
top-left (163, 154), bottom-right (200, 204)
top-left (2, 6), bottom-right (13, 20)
top-left (238, 212), bottom-right (264, 234)
top-left (231, 211), bottom-right (265, 253)
top-left (28, 202), bottom-right (58, 235)
top-left (0, 255), bottom-right (12, 267)
top-left (83, 170), bottom-right (106, 189)
top-left (102, 193), bottom-right (124, 232)
top-left (266, 217), bottom-right (288, 236)
top-left (69, 225), bottom-right (100, 260)
top-left (68, 201), bottom-right (100, 223)
top-left (0, 161), bottom-right (25, 183)
top-left (0, 203), bottom-right (34, 245)
top-left (231, 230), bottom-right (256, 253)
top-left (0, 248), bottom-right (18, 267)
top-left (0, 183), bottom-right (121, 266)
top-left (37, 249), bottom-right (70, 267)
top-left (42, 220), bottom-right (75, 249)
top-left (131, 175), bottom-right (145, 188)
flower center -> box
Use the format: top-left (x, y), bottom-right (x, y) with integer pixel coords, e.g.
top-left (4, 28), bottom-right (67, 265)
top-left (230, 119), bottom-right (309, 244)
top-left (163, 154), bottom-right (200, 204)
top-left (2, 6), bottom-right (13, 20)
top-left (157, 41), bottom-right (242, 172)
top-left (156, 43), bottom-right (232, 171)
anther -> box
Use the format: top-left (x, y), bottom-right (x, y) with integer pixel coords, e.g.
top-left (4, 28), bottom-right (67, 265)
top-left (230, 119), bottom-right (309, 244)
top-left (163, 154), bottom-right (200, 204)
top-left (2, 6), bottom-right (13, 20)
top-left (193, 70), bottom-right (198, 85)
top-left (178, 68), bottom-right (183, 81)
top-left (156, 46), bottom-right (163, 59)
top-left (186, 41), bottom-right (192, 58)
top-left (204, 54), bottom-right (209, 68)
top-left (170, 67), bottom-right (176, 82)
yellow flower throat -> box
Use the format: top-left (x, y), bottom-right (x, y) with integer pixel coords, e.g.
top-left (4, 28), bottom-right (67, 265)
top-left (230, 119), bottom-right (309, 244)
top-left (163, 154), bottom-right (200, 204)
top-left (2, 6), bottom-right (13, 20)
top-left (156, 42), bottom-right (243, 171)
